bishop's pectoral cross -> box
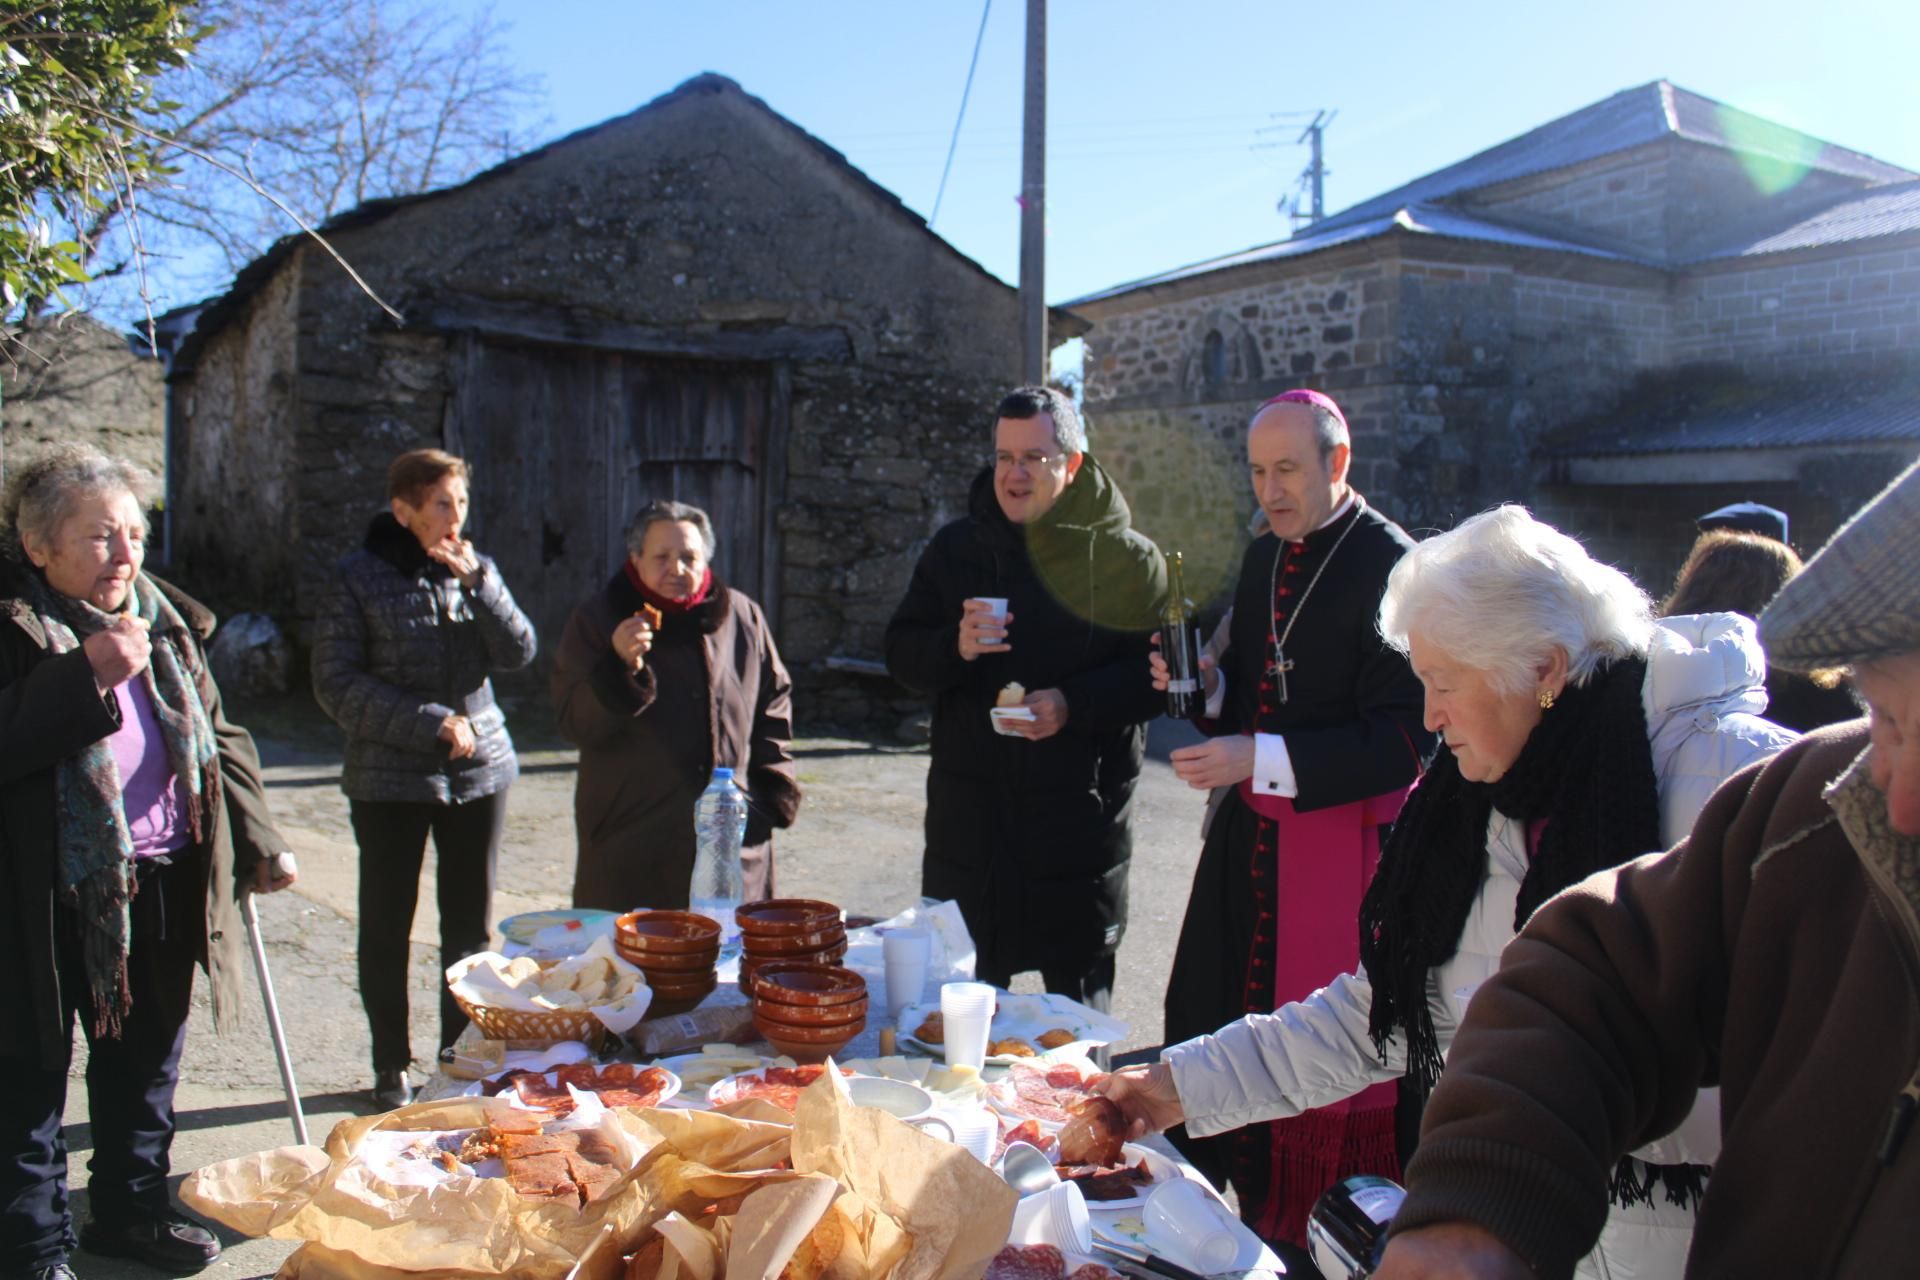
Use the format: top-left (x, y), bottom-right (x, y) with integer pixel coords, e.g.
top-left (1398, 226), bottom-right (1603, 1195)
top-left (1268, 644), bottom-right (1296, 703)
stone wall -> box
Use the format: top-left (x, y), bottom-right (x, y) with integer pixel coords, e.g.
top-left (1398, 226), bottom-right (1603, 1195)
top-left (1669, 239), bottom-right (1920, 374)
top-left (168, 266), bottom-right (302, 615)
top-left (1463, 146), bottom-right (1671, 260)
top-left (2, 314), bottom-right (164, 489)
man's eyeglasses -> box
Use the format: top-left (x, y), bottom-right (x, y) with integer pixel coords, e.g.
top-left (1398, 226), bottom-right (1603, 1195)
top-left (994, 450), bottom-right (1064, 470)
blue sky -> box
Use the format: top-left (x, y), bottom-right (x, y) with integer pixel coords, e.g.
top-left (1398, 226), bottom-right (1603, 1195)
top-left (464, 0), bottom-right (1918, 305)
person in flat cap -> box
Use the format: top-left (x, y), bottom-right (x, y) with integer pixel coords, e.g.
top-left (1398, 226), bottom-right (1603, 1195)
top-left (1696, 500), bottom-right (1790, 545)
top-left (1363, 460), bottom-right (1919, 1280)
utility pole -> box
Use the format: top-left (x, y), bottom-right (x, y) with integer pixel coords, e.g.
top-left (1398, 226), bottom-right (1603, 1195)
top-left (1297, 109), bottom-right (1336, 226)
top-left (1019, 0), bottom-right (1046, 384)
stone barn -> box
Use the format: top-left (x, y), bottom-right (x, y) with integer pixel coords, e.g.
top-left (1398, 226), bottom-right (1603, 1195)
top-left (164, 74), bottom-right (1081, 726)
top-left (1072, 81), bottom-right (1920, 605)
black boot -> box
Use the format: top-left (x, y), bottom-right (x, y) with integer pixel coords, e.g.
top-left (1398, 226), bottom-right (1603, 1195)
top-left (79, 1214), bottom-right (221, 1274)
top-left (371, 1066), bottom-right (415, 1110)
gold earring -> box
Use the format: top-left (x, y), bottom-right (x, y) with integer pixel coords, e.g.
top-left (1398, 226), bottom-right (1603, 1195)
top-left (1538, 688), bottom-right (1556, 710)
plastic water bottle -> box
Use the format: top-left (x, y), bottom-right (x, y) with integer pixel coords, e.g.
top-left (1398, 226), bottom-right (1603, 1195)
top-left (690, 766), bottom-right (748, 962)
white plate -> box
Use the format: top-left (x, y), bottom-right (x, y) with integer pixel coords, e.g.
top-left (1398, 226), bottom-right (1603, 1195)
top-left (656, 1050), bottom-right (773, 1101)
top-left (706, 1064), bottom-right (856, 1111)
top-left (485, 1063), bottom-right (681, 1112)
top-left (989, 706), bottom-right (1037, 736)
top-left (1058, 1142), bottom-right (1179, 1210)
top-left (896, 991), bottom-right (1129, 1061)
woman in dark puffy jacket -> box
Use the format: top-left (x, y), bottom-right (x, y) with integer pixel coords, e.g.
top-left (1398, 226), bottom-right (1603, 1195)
top-left (311, 449), bottom-right (536, 1109)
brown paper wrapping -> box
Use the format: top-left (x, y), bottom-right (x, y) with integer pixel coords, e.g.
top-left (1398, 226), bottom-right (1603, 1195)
top-left (183, 1065), bottom-right (1014, 1280)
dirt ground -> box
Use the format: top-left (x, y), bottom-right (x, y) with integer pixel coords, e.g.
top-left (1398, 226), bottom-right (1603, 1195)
top-left (60, 692), bottom-right (1214, 1279)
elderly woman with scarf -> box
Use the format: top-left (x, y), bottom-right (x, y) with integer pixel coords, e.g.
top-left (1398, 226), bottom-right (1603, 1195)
top-left (551, 500), bottom-right (799, 912)
top-left (0, 445), bottom-right (296, 1280)
top-left (1101, 506), bottom-right (1796, 1278)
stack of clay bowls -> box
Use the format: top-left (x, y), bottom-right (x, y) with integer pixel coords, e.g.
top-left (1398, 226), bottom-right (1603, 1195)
top-left (736, 898), bottom-right (847, 989)
top-left (614, 910), bottom-right (720, 1017)
top-left (749, 961), bottom-right (868, 1063)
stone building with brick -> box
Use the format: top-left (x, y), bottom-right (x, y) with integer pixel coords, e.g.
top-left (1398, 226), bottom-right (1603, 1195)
top-left (163, 74), bottom-right (1079, 725)
top-left (1071, 81), bottom-right (1920, 606)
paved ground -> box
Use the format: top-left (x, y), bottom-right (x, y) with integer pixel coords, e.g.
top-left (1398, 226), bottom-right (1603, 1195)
top-left (61, 693), bottom-right (1211, 1279)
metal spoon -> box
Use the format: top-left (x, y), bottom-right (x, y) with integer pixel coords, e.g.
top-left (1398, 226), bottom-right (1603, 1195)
top-left (999, 1141), bottom-right (1060, 1196)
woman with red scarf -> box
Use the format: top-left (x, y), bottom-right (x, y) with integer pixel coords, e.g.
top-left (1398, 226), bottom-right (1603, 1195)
top-left (552, 501), bottom-right (801, 911)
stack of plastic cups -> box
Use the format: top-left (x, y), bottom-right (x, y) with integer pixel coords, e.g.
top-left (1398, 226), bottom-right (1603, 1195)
top-left (1007, 1181), bottom-right (1092, 1252)
top-left (939, 981), bottom-right (997, 1071)
top-left (944, 1106), bottom-right (998, 1163)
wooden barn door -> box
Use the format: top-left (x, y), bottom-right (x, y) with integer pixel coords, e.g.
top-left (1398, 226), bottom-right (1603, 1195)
top-left (446, 336), bottom-right (783, 663)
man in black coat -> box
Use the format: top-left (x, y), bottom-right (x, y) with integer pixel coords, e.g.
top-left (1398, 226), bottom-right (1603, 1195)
top-left (885, 386), bottom-right (1165, 1011)
top-left (1155, 389), bottom-right (1435, 1243)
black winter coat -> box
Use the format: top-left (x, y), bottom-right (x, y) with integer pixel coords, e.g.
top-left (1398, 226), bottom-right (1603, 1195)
top-left (1, 566), bottom-right (289, 1070)
top-left (311, 514), bottom-right (537, 805)
top-left (885, 458), bottom-right (1166, 977)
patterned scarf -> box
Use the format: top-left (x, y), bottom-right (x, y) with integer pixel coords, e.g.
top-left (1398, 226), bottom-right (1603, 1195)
top-left (23, 570), bottom-right (220, 1037)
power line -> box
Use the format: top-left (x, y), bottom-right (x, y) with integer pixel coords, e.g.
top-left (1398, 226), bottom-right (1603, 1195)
top-left (930, 0), bottom-right (993, 229)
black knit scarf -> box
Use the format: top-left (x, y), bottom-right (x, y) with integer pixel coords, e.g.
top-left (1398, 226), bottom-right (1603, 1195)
top-left (1358, 656), bottom-right (1658, 1085)
top-left (1355, 654), bottom-right (1705, 1208)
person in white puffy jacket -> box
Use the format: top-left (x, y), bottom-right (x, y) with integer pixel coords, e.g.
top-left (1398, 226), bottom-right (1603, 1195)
top-left (1101, 506), bottom-right (1796, 1280)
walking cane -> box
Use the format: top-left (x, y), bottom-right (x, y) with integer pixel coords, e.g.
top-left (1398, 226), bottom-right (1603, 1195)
top-left (243, 852), bottom-right (310, 1146)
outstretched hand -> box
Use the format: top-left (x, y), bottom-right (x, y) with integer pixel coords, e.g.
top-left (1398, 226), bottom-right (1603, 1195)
top-left (1090, 1062), bottom-right (1185, 1140)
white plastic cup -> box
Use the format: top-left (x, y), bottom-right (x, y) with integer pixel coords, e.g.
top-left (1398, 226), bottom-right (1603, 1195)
top-left (883, 927), bottom-right (933, 1017)
top-left (1007, 1180), bottom-right (1091, 1252)
top-left (1143, 1178), bottom-right (1241, 1274)
top-left (945, 1105), bottom-right (998, 1163)
top-left (939, 981), bottom-right (996, 1071)
top-left (970, 596), bottom-right (1009, 623)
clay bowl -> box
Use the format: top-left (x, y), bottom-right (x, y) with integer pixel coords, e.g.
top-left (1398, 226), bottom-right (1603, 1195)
top-left (735, 899), bottom-right (841, 938)
top-left (751, 961), bottom-right (866, 1007)
top-left (753, 1013), bottom-right (865, 1064)
top-left (616, 910), bottom-right (721, 955)
top-left (739, 943), bottom-right (847, 990)
top-left (624, 944), bottom-right (720, 974)
top-left (754, 992), bottom-right (870, 1028)
top-left (644, 972), bottom-right (718, 1019)
top-left (741, 924), bottom-right (847, 958)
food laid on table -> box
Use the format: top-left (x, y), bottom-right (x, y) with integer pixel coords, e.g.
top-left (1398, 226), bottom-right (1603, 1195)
top-left (985, 1243), bottom-right (1124, 1280)
top-left (897, 993), bottom-right (1125, 1063)
top-left (707, 1063), bottom-right (859, 1112)
top-left (480, 1062), bottom-right (680, 1116)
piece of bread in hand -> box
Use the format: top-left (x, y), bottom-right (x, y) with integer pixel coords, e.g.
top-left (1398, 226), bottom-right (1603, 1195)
top-left (996, 682), bottom-right (1027, 708)
top-left (639, 603), bottom-right (663, 631)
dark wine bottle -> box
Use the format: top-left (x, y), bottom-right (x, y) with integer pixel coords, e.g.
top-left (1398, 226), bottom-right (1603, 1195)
top-left (1306, 1175), bottom-right (1407, 1280)
top-left (1162, 552), bottom-right (1203, 719)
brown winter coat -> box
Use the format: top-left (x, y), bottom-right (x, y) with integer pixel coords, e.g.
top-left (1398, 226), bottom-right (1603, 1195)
top-left (0, 568), bottom-right (288, 1071)
top-left (1397, 721), bottom-right (1920, 1278)
top-left (551, 569), bottom-right (800, 912)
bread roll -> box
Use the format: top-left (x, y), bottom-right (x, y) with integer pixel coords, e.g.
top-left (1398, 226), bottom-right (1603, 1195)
top-left (996, 682), bottom-right (1026, 708)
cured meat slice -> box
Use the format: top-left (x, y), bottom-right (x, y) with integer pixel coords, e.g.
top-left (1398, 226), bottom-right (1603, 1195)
top-left (512, 1073), bottom-right (577, 1116)
top-left (597, 1066), bottom-right (672, 1110)
top-left (1056, 1096), bottom-right (1126, 1167)
top-left (1066, 1266), bottom-right (1124, 1280)
top-left (992, 1062), bottom-right (1098, 1126)
top-left (985, 1244), bottom-right (1067, 1280)
top-left (1056, 1158), bottom-right (1153, 1201)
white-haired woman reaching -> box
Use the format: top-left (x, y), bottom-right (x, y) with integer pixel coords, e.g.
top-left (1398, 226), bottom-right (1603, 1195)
top-left (1101, 506), bottom-right (1795, 1278)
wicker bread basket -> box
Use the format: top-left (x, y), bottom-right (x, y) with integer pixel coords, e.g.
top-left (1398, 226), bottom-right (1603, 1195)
top-left (453, 992), bottom-right (616, 1051)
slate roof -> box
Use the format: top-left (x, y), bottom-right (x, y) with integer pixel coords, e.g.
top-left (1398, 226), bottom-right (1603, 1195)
top-left (1070, 81), bottom-right (1917, 308)
top-left (1066, 203), bottom-right (1643, 305)
top-left (1548, 378), bottom-right (1920, 457)
top-left (1691, 178), bottom-right (1920, 261)
top-left (1316, 80), bottom-right (1912, 237)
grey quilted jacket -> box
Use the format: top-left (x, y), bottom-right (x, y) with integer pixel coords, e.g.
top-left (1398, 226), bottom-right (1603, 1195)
top-left (312, 514), bottom-right (537, 804)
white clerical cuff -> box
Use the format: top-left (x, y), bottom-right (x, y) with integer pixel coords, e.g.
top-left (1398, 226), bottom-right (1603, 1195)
top-left (1253, 733), bottom-right (1298, 797)
top-left (1203, 668), bottom-right (1228, 720)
